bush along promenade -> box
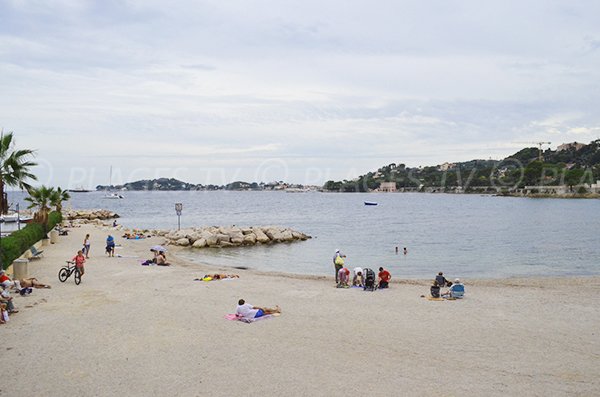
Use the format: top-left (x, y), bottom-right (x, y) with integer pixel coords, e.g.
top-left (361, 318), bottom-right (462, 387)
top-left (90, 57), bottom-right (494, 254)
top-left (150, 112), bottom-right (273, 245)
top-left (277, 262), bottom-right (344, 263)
top-left (158, 225), bottom-right (311, 248)
top-left (1, 211), bottom-right (62, 270)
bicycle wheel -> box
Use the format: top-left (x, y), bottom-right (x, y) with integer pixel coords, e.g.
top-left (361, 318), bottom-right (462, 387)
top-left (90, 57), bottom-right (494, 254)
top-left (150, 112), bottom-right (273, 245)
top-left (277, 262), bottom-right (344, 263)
top-left (58, 268), bottom-right (69, 282)
top-left (74, 269), bottom-right (81, 285)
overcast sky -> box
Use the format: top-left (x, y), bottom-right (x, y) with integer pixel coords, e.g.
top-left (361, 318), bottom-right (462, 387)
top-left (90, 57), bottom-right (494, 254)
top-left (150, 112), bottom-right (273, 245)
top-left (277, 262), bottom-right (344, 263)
top-left (1, 0), bottom-right (600, 188)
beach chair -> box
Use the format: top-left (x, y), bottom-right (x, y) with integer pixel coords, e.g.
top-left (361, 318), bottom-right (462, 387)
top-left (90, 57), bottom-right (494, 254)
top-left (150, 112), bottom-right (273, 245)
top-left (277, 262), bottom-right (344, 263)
top-left (29, 246), bottom-right (44, 259)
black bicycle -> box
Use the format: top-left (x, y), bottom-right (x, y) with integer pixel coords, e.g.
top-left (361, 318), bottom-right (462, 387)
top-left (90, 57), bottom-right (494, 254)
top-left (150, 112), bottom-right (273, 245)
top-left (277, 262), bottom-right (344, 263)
top-left (58, 261), bottom-right (81, 285)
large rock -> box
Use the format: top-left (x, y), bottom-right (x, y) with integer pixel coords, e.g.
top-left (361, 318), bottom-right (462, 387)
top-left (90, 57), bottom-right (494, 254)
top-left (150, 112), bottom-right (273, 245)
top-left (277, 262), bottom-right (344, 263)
top-left (243, 233), bottom-right (257, 244)
top-left (216, 233), bottom-right (230, 244)
top-left (254, 229), bottom-right (270, 243)
top-left (176, 238), bottom-right (190, 246)
top-left (280, 229), bottom-right (294, 242)
top-left (206, 235), bottom-right (219, 246)
top-left (192, 238), bottom-right (207, 248)
top-left (229, 230), bottom-right (245, 245)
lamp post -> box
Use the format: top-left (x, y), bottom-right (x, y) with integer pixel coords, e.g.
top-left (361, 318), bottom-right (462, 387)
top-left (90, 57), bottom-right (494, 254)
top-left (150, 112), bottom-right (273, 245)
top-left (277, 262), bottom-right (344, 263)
top-left (175, 203), bottom-right (183, 231)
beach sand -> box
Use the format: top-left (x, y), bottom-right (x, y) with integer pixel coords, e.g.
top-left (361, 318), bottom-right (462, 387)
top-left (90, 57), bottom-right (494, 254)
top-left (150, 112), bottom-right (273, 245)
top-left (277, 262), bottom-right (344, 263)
top-left (1, 224), bottom-right (599, 396)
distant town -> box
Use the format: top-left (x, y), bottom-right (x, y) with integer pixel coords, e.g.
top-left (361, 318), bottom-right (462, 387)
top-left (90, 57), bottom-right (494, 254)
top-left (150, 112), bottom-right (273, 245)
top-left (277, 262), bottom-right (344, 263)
top-left (95, 178), bottom-right (323, 192)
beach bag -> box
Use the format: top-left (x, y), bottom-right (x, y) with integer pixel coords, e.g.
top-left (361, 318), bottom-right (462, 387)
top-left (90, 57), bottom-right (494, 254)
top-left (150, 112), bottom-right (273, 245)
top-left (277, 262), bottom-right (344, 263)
top-left (334, 255), bottom-right (344, 266)
top-left (2, 310), bottom-right (8, 322)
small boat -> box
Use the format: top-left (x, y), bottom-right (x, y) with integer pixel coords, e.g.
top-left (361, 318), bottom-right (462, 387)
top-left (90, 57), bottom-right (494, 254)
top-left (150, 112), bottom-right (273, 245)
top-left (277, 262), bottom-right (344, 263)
top-left (0, 213), bottom-right (33, 223)
top-left (364, 201), bottom-right (378, 206)
top-left (103, 192), bottom-right (124, 199)
top-left (102, 166), bottom-right (124, 199)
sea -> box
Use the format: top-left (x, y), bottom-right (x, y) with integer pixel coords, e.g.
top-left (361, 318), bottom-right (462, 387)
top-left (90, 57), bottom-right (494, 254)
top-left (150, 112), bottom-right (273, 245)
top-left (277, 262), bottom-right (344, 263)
top-left (6, 190), bottom-right (600, 279)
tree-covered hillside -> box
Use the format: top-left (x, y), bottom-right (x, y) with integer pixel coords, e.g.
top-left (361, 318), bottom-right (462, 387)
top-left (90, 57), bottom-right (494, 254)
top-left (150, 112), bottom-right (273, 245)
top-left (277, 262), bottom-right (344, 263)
top-left (323, 140), bottom-right (600, 192)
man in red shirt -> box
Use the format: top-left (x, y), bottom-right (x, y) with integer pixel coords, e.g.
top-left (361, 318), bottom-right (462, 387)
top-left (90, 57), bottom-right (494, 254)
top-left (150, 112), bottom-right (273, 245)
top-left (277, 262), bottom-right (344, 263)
top-left (378, 267), bottom-right (391, 289)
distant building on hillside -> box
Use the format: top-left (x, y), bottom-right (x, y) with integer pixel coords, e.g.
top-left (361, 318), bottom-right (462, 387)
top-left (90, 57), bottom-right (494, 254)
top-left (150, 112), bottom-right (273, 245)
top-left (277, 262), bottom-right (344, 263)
top-left (438, 162), bottom-right (455, 171)
top-left (557, 142), bottom-right (585, 152)
top-left (379, 182), bottom-right (397, 192)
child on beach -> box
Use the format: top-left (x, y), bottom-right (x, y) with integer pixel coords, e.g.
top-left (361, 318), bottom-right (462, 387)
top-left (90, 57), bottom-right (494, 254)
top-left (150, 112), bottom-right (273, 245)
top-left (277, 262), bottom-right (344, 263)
top-left (83, 234), bottom-right (91, 258)
top-left (72, 250), bottom-right (86, 277)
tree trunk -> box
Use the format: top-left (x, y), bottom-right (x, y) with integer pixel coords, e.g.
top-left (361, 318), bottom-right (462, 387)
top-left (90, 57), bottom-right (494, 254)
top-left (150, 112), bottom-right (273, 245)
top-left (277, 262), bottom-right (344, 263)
top-left (0, 180), bottom-right (6, 214)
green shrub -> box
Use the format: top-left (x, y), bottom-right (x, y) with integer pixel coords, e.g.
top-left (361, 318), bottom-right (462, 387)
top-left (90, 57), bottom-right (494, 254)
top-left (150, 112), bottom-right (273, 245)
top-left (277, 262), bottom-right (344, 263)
top-left (48, 211), bottom-right (62, 230)
top-left (0, 211), bottom-right (62, 269)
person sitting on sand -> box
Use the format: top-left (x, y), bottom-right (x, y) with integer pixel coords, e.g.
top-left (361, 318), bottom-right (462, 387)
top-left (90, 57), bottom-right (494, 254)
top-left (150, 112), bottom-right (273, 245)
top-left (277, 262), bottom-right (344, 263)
top-left (337, 267), bottom-right (350, 288)
top-left (0, 270), bottom-right (22, 292)
top-left (378, 267), bottom-right (391, 289)
top-left (156, 252), bottom-right (170, 266)
top-left (443, 278), bottom-right (465, 299)
top-left (0, 302), bottom-right (8, 324)
top-left (236, 299), bottom-right (281, 320)
top-left (352, 267), bottom-right (364, 287)
top-left (19, 278), bottom-right (51, 289)
top-left (430, 280), bottom-right (441, 298)
top-left (1, 284), bottom-right (18, 314)
top-left (435, 272), bottom-right (452, 287)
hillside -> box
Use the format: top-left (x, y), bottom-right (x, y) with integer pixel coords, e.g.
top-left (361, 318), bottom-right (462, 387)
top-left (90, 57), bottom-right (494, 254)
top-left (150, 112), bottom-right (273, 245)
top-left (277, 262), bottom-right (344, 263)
top-left (323, 140), bottom-right (600, 193)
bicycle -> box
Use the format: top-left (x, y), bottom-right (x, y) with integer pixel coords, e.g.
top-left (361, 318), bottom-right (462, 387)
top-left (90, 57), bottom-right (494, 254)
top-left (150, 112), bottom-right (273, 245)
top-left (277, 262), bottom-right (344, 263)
top-left (58, 261), bottom-right (82, 285)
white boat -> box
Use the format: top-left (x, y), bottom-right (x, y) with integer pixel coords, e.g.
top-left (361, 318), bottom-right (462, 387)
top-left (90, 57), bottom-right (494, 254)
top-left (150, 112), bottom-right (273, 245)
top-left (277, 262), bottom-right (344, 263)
top-left (103, 166), bottom-right (125, 199)
top-left (0, 213), bottom-right (33, 223)
top-left (103, 192), bottom-right (124, 199)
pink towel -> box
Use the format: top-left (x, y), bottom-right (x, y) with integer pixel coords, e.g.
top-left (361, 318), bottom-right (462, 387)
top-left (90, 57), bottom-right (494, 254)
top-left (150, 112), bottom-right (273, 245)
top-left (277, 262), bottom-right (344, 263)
top-left (224, 314), bottom-right (273, 323)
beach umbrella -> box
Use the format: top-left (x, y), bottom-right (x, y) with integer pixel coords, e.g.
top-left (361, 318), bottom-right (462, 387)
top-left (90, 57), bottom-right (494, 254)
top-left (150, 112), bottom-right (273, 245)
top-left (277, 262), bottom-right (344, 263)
top-left (150, 245), bottom-right (167, 252)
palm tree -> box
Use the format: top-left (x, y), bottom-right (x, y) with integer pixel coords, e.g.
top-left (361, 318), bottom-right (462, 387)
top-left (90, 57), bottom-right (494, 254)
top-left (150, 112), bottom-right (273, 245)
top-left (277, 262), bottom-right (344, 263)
top-left (24, 186), bottom-right (54, 225)
top-left (50, 187), bottom-right (71, 213)
top-left (0, 131), bottom-right (37, 214)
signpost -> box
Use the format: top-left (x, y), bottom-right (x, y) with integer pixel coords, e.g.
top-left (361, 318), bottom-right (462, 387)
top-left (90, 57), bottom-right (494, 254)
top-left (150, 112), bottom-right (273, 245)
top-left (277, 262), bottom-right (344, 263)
top-left (175, 203), bottom-right (183, 231)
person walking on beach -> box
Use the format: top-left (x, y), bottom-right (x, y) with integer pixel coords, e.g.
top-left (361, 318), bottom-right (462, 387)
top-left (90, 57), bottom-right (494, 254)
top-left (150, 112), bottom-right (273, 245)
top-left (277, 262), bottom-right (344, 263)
top-left (72, 250), bottom-right (86, 278)
top-left (236, 299), bottom-right (281, 321)
top-left (83, 234), bottom-right (91, 258)
top-left (106, 235), bottom-right (115, 257)
top-left (333, 249), bottom-right (346, 283)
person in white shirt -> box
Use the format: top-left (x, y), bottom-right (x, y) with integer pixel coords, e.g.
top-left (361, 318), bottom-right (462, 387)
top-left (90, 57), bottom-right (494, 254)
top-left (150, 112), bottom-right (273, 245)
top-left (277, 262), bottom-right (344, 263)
top-left (352, 267), bottom-right (364, 287)
top-left (236, 299), bottom-right (281, 320)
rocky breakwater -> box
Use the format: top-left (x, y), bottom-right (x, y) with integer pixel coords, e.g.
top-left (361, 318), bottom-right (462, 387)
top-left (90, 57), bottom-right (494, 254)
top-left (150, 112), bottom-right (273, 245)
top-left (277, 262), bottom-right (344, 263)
top-left (64, 209), bottom-right (120, 221)
top-left (160, 226), bottom-right (311, 248)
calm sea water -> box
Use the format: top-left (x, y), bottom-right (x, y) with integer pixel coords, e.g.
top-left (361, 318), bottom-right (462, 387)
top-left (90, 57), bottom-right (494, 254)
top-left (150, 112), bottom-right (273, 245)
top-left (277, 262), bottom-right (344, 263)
top-left (7, 190), bottom-right (600, 279)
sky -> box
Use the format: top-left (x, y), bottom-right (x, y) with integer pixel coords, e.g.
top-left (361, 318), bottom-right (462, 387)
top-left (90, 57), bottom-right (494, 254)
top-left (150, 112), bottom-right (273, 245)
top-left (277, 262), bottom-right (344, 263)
top-left (1, 0), bottom-right (600, 188)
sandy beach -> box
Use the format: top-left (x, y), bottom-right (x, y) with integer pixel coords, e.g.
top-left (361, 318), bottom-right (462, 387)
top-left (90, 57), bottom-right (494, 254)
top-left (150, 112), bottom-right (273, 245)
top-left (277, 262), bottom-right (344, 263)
top-left (1, 224), bottom-right (599, 397)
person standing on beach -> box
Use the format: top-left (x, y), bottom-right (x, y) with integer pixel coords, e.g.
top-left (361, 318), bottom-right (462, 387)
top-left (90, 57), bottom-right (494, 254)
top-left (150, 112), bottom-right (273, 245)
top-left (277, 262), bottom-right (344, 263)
top-left (333, 249), bottom-right (346, 283)
top-left (83, 234), bottom-right (91, 258)
top-left (72, 250), bottom-right (86, 277)
top-left (106, 235), bottom-right (115, 257)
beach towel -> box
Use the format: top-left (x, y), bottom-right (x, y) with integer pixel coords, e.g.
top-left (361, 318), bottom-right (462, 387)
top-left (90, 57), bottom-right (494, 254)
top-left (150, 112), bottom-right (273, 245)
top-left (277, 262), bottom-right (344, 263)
top-left (426, 297), bottom-right (444, 301)
top-left (224, 314), bottom-right (274, 323)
